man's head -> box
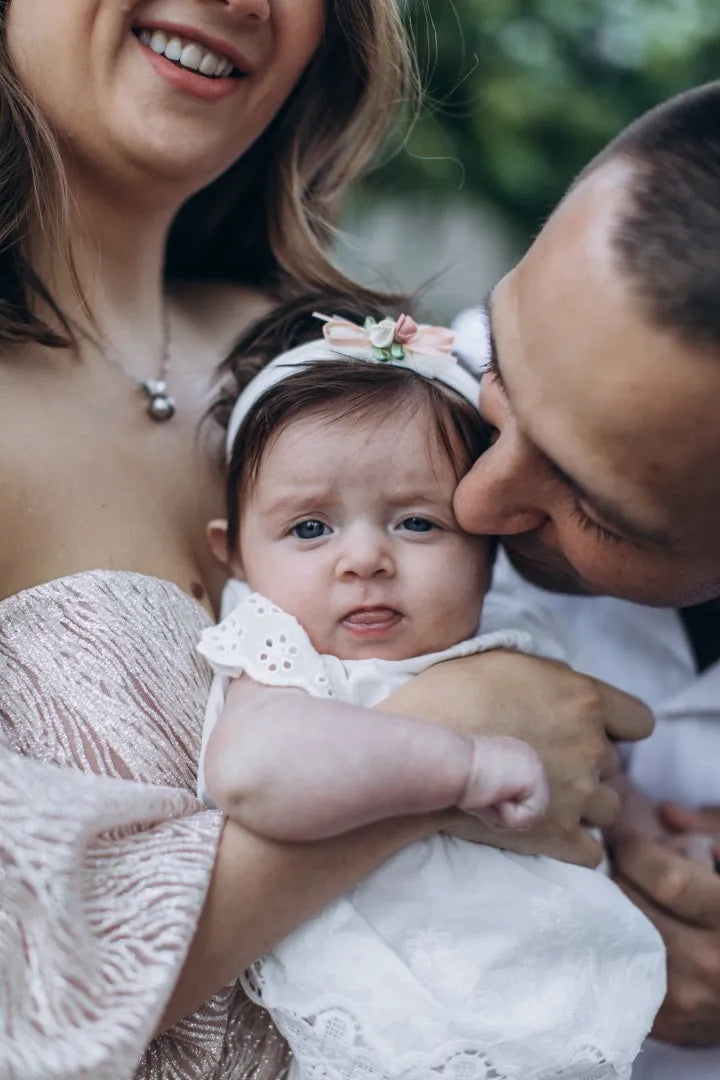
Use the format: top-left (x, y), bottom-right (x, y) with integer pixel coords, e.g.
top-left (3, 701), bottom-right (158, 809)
top-left (454, 82), bottom-right (720, 607)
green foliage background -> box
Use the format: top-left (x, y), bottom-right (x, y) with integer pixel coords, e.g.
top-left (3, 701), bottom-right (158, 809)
top-left (365, 0), bottom-right (720, 244)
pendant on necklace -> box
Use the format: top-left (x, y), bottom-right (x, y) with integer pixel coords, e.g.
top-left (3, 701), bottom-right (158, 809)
top-left (141, 379), bottom-right (176, 422)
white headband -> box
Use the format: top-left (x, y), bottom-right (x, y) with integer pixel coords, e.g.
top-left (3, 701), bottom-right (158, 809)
top-left (225, 313), bottom-right (482, 461)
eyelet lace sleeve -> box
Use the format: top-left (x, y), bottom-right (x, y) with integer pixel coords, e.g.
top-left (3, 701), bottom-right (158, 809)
top-left (198, 589), bottom-right (336, 699)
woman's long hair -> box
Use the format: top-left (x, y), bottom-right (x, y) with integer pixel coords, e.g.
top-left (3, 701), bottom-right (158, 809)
top-left (0, 0), bottom-right (417, 348)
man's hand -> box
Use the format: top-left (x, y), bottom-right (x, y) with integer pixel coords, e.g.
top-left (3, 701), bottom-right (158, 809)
top-left (382, 650), bottom-right (654, 867)
top-left (614, 809), bottom-right (720, 1047)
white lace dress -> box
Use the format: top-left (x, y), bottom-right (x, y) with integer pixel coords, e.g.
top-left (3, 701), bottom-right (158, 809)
top-left (197, 583), bottom-right (667, 1080)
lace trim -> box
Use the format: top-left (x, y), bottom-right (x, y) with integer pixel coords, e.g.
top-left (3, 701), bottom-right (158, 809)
top-left (198, 591), bottom-right (335, 698)
top-left (244, 983), bottom-right (626, 1080)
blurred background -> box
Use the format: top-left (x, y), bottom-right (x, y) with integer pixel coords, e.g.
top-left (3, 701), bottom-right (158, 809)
top-left (338, 0), bottom-right (720, 321)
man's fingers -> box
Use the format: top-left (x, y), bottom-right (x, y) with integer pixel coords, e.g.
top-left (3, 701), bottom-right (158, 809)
top-left (660, 802), bottom-right (720, 835)
top-left (525, 826), bottom-right (604, 869)
top-left (595, 680), bottom-right (654, 742)
top-left (614, 835), bottom-right (720, 929)
top-left (478, 824), bottom-right (603, 868)
top-left (583, 783), bottom-right (622, 828)
top-left (598, 742), bottom-right (621, 782)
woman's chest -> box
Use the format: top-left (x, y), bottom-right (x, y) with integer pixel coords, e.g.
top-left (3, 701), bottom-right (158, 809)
top-left (0, 376), bottom-right (226, 608)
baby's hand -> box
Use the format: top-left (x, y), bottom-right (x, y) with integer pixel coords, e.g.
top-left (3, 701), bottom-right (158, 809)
top-left (459, 735), bottom-right (549, 830)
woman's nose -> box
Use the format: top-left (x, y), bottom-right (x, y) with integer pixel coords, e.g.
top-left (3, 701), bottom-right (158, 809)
top-left (214, 0), bottom-right (271, 21)
top-left (336, 528), bottom-right (395, 580)
top-left (454, 433), bottom-right (550, 537)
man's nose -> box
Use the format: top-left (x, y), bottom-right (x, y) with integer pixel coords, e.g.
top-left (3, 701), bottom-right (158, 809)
top-left (454, 430), bottom-right (550, 536)
top-left (336, 526), bottom-right (395, 580)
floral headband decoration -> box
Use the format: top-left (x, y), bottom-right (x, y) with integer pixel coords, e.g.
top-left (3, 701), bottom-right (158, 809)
top-left (319, 313), bottom-right (456, 363)
top-left (225, 311), bottom-right (481, 461)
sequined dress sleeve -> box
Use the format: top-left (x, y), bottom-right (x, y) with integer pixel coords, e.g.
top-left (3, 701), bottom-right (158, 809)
top-left (0, 570), bottom-right (289, 1080)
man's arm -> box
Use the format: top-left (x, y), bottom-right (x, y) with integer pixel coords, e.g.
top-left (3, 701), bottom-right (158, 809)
top-left (203, 677), bottom-right (547, 841)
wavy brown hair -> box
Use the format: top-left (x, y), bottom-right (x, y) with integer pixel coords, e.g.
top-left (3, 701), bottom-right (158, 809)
top-left (0, 0), bottom-right (417, 348)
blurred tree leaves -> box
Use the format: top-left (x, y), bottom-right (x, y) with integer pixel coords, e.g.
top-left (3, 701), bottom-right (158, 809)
top-left (365, 0), bottom-right (720, 241)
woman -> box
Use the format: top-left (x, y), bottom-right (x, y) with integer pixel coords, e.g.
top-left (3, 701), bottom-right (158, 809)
top-left (0, 2), bottom-right (650, 1078)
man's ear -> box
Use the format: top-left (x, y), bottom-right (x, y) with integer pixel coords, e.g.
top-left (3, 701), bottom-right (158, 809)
top-left (206, 519), bottom-right (245, 580)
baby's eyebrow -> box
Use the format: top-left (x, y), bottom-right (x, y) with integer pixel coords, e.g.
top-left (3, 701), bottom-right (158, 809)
top-left (260, 490), bottom-right (331, 515)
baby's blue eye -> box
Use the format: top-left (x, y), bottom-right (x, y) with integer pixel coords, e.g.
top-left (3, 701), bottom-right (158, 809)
top-left (293, 520), bottom-right (329, 540)
top-left (400, 517), bottom-right (435, 533)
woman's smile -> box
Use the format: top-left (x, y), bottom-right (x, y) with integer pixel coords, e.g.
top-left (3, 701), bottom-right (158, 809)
top-left (134, 24), bottom-right (248, 101)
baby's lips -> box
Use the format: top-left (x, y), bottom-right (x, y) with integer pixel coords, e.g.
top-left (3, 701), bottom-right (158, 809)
top-left (342, 607), bottom-right (400, 627)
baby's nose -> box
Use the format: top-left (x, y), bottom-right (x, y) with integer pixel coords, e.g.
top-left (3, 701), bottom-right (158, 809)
top-left (336, 528), bottom-right (395, 579)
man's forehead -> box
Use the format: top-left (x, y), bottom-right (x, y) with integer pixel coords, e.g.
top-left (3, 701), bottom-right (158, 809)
top-left (513, 160), bottom-right (635, 306)
top-left (488, 168), bottom-right (720, 540)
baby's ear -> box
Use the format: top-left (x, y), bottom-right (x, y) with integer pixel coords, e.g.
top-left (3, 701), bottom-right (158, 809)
top-left (207, 519), bottom-right (247, 580)
top-left (207, 519), bottom-right (230, 565)
top-left (206, 519), bottom-right (245, 580)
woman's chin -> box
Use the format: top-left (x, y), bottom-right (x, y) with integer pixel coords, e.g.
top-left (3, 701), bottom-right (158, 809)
top-left (67, 121), bottom-right (244, 205)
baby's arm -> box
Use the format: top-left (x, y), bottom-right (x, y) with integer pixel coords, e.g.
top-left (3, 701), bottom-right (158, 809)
top-left (203, 676), bottom-right (548, 842)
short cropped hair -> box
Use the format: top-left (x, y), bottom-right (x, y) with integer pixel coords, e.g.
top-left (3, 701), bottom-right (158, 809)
top-left (589, 82), bottom-right (720, 351)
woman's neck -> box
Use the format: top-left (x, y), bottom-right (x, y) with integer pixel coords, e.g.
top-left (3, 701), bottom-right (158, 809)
top-left (35, 179), bottom-right (181, 378)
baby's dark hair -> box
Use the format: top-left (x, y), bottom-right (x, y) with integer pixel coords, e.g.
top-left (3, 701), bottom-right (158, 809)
top-left (215, 293), bottom-right (491, 553)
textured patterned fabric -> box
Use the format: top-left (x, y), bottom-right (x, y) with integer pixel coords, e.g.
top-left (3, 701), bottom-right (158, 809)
top-left (0, 571), bottom-right (289, 1080)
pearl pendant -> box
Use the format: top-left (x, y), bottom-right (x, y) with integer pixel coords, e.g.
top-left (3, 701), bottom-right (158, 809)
top-left (141, 379), bottom-right (176, 422)
top-left (148, 393), bottom-right (176, 421)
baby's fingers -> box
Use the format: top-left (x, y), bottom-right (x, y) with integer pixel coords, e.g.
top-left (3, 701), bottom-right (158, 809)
top-left (487, 796), bottom-right (546, 831)
top-left (460, 735), bottom-right (549, 823)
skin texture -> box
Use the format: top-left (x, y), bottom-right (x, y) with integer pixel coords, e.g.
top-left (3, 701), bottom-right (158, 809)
top-left (204, 407), bottom-right (547, 841)
top-left (6, 0), bottom-right (323, 198)
top-left (2, 0), bottom-right (324, 607)
top-left (0, 0), bottom-right (656, 1037)
top-left (212, 404), bottom-right (490, 660)
top-left (205, 681), bottom-right (548, 839)
top-left (0, 0), bottom-right (647, 1037)
top-left (453, 157), bottom-right (720, 1047)
top-left (385, 648), bottom-right (651, 865)
top-left (613, 804), bottom-right (720, 1047)
top-left (454, 160), bottom-right (720, 609)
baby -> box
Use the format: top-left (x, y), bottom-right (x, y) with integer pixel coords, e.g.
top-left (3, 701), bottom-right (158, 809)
top-left (197, 311), bottom-right (666, 1080)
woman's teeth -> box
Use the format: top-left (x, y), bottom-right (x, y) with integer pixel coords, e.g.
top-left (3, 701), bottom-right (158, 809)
top-left (137, 29), bottom-right (236, 78)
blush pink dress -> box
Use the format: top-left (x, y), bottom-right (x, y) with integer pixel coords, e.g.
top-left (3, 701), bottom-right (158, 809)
top-left (0, 570), bottom-right (289, 1080)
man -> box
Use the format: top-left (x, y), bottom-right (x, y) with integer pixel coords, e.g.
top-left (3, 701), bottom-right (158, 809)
top-left (454, 81), bottom-right (720, 1079)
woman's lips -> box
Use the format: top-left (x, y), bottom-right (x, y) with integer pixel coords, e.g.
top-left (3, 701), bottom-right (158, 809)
top-left (341, 608), bottom-right (403, 635)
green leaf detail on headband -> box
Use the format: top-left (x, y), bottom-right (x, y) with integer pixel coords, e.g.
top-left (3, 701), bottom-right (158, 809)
top-left (364, 316), bottom-right (407, 362)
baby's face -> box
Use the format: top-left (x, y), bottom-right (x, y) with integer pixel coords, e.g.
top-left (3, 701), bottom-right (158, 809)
top-left (230, 405), bottom-right (490, 661)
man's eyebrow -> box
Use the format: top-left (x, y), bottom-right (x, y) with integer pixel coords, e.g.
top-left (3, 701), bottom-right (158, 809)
top-left (480, 297), bottom-right (673, 548)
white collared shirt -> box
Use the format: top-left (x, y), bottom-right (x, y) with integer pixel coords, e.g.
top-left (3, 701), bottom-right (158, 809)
top-left (484, 551), bottom-right (720, 1080)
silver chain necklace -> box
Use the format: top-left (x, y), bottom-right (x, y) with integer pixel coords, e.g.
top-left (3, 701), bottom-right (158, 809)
top-left (78, 311), bottom-right (177, 422)
top-left (105, 345), bottom-right (176, 421)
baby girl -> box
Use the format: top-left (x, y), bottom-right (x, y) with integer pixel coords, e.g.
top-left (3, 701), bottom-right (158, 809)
top-left (196, 311), bottom-right (665, 1080)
